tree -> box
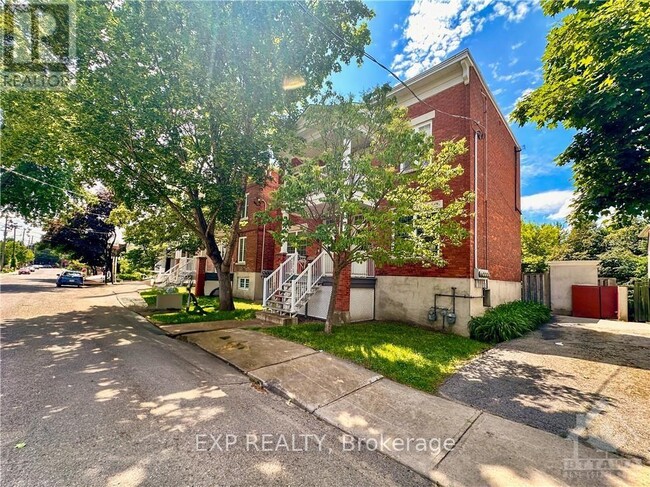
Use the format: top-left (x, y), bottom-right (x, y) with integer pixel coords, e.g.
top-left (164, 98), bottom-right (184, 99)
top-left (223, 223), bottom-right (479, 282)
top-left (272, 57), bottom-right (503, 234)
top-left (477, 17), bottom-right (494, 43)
top-left (554, 220), bottom-right (606, 261)
top-left (512, 0), bottom-right (650, 219)
top-left (271, 87), bottom-right (471, 332)
top-left (521, 221), bottom-right (562, 273)
top-left (33, 244), bottom-right (61, 266)
top-left (2, 240), bottom-right (34, 268)
top-left (43, 194), bottom-right (116, 276)
top-left (35, 0), bottom-right (373, 311)
top-left (111, 205), bottom-right (203, 272)
top-left (1, 90), bottom-right (83, 222)
top-left (599, 219), bottom-right (648, 283)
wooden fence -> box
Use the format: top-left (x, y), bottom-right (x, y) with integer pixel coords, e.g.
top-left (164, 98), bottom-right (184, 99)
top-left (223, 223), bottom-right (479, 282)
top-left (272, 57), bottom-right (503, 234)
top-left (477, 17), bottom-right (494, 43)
top-left (522, 272), bottom-right (551, 307)
top-left (633, 279), bottom-right (650, 322)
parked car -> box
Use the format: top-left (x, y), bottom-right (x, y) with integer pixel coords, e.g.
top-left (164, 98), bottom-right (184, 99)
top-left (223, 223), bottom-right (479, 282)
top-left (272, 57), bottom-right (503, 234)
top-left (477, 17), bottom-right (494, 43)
top-left (28, 265), bottom-right (37, 272)
top-left (56, 270), bottom-right (84, 288)
top-left (18, 267), bottom-right (31, 275)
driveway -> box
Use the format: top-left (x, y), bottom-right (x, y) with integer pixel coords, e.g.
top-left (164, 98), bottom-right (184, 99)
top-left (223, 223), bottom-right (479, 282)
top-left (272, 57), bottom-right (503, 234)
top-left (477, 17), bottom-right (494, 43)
top-left (1, 270), bottom-right (426, 486)
top-left (439, 317), bottom-right (650, 464)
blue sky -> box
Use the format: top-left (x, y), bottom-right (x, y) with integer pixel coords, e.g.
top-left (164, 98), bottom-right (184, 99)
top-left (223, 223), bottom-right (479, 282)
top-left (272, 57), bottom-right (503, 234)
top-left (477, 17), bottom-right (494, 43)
top-left (328, 0), bottom-right (575, 224)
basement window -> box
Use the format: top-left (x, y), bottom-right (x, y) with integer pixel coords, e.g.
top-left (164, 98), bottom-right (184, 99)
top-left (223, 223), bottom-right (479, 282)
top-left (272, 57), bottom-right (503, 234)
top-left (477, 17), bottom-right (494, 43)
top-left (238, 277), bottom-right (250, 290)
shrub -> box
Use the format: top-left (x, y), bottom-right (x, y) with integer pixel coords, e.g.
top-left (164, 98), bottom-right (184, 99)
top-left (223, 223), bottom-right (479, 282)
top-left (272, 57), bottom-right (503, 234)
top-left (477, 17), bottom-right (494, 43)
top-left (117, 272), bottom-right (144, 281)
top-left (469, 301), bottom-right (551, 343)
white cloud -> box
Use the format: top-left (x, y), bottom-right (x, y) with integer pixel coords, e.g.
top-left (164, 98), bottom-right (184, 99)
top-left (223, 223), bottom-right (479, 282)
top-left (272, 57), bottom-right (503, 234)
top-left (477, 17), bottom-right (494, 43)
top-left (508, 57), bottom-right (519, 66)
top-left (521, 190), bottom-right (574, 220)
top-left (391, 39), bottom-right (399, 49)
top-left (490, 62), bottom-right (541, 82)
top-left (492, 88), bottom-right (505, 96)
top-left (391, 0), bottom-right (538, 78)
top-left (511, 41), bottom-right (524, 50)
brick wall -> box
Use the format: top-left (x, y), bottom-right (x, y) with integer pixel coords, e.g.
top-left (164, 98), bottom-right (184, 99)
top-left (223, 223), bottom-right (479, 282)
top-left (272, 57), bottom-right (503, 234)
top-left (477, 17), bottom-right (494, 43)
top-left (377, 67), bottom-right (521, 283)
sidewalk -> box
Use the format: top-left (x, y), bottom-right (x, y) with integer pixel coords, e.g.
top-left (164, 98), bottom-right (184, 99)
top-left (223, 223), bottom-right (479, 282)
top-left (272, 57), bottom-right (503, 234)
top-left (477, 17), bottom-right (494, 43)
top-left (179, 328), bottom-right (648, 486)
top-left (114, 285), bottom-right (648, 485)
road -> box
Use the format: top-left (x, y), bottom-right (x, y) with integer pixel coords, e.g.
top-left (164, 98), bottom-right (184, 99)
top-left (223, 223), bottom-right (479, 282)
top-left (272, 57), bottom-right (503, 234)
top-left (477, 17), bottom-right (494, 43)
top-left (1, 269), bottom-right (427, 486)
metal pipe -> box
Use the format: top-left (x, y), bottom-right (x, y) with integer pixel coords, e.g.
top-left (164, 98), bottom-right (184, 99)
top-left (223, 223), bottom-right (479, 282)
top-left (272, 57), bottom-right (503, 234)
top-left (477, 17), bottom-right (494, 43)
top-left (474, 130), bottom-right (478, 271)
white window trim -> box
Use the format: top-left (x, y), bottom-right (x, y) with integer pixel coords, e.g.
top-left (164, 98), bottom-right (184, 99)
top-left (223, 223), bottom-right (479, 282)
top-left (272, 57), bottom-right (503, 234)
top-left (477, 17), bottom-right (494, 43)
top-left (238, 277), bottom-right (250, 290)
top-left (237, 236), bottom-right (246, 264)
top-left (240, 193), bottom-right (249, 220)
top-left (400, 121), bottom-right (433, 173)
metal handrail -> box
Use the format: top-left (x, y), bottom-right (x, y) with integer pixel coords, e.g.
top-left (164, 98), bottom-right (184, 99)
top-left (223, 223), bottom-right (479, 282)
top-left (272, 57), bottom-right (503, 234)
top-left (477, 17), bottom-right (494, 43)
top-left (290, 251), bottom-right (327, 313)
top-left (263, 253), bottom-right (298, 308)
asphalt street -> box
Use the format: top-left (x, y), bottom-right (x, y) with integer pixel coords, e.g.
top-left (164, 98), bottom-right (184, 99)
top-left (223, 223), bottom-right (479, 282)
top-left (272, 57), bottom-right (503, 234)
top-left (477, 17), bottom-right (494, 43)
top-left (1, 269), bottom-right (428, 486)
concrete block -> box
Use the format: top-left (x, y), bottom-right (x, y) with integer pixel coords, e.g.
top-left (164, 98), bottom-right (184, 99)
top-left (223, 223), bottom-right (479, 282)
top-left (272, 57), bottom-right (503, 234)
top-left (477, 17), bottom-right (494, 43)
top-left (433, 412), bottom-right (649, 487)
top-left (249, 352), bottom-right (382, 412)
top-left (183, 329), bottom-right (316, 372)
top-left (255, 311), bottom-right (297, 326)
top-left (315, 379), bottom-right (479, 478)
top-left (155, 293), bottom-right (183, 310)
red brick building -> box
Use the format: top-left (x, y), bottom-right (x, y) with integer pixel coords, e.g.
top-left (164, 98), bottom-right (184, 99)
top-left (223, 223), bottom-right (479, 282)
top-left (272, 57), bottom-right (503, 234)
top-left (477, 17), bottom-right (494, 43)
top-left (201, 50), bottom-right (521, 336)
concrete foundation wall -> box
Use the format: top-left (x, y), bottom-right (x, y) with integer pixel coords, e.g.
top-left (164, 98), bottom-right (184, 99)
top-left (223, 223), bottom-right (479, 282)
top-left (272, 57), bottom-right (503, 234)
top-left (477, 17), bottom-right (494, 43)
top-left (375, 276), bottom-right (521, 337)
top-left (300, 286), bottom-right (374, 323)
top-left (375, 276), bottom-right (475, 336)
top-left (233, 272), bottom-right (262, 301)
top-left (547, 261), bottom-right (599, 315)
top-left (468, 280), bottom-right (521, 321)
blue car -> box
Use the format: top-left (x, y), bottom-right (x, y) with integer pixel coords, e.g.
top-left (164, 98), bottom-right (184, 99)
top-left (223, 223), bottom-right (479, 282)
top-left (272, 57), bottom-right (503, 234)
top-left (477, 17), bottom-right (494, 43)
top-left (56, 270), bottom-right (84, 288)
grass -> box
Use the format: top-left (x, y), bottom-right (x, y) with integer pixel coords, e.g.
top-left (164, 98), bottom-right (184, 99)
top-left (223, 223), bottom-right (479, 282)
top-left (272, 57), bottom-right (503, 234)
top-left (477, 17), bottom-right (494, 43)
top-left (259, 322), bottom-right (490, 393)
top-left (468, 300), bottom-right (552, 343)
top-left (140, 288), bottom-right (262, 324)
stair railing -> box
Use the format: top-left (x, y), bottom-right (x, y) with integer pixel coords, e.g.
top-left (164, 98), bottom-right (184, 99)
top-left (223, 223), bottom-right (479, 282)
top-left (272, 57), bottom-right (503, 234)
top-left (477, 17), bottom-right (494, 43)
top-left (263, 253), bottom-right (298, 308)
top-left (290, 251), bottom-right (327, 313)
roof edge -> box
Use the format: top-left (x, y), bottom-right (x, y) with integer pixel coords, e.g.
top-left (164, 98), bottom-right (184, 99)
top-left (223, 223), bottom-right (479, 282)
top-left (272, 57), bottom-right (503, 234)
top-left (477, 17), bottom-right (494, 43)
top-left (391, 48), bottom-right (521, 149)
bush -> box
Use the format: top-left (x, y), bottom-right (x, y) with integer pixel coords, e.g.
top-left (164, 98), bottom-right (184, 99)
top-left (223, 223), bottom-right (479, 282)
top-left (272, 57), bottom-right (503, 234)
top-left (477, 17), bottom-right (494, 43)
top-left (117, 272), bottom-right (144, 281)
top-left (469, 301), bottom-right (551, 343)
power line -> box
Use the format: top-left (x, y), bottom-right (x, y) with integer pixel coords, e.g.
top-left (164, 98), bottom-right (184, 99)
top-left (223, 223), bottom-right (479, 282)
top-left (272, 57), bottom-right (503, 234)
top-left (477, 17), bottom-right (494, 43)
top-left (0, 167), bottom-right (115, 220)
top-left (292, 1), bottom-right (484, 130)
top-left (0, 167), bottom-right (114, 205)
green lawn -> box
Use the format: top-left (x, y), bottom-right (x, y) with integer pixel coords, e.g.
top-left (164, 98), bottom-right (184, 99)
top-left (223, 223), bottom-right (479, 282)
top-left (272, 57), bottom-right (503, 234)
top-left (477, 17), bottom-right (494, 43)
top-left (260, 322), bottom-right (491, 392)
top-left (139, 288), bottom-right (262, 324)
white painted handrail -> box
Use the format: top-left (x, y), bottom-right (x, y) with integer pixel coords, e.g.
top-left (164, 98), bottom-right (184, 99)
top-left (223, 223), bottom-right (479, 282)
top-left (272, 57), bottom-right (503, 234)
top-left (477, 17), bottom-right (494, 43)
top-left (263, 253), bottom-right (298, 308)
top-left (290, 251), bottom-right (327, 313)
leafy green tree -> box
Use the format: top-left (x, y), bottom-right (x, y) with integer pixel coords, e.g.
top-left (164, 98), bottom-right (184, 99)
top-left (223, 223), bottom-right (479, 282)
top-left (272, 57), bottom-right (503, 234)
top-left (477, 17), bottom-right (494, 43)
top-left (2, 240), bottom-right (34, 268)
top-left (521, 221), bottom-right (562, 273)
top-left (271, 87), bottom-right (471, 331)
top-left (33, 244), bottom-right (61, 266)
top-left (30, 0), bottom-right (373, 310)
top-left (554, 220), bottom-right (606, 261)
top-left (512, 0), bottom-right (650, 219)
top-left (1, 89), bottom-right (83, 221)
top-left (599, 219), bottom-right (649, 283)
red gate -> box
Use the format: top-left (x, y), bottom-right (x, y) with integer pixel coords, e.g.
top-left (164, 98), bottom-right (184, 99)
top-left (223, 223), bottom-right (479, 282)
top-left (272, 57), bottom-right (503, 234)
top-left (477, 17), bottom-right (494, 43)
top-left (572, 285), bottom-right (618, 319)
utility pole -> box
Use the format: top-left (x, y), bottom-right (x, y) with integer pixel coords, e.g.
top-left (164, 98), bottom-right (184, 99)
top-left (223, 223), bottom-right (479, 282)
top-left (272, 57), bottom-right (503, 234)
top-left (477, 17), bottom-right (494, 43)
top-left (0, 216), bottom-right (9, 269)
top-left (11, 224), bottom-right (17, 270)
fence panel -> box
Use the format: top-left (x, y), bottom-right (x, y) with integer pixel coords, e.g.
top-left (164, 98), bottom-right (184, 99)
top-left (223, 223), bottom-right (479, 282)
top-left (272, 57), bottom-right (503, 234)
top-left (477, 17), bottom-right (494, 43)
top-left (522, 272), bottom-right (550, 307)
top-left (633, 279), bottom-right (650, 322)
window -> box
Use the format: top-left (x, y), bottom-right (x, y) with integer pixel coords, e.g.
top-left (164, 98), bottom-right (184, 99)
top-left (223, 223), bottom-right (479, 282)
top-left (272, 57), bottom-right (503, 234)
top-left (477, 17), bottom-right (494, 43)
top-left (400, 121), bottom-right (433, 173)
top-left (240, 193), bottom-right (249, 220)
top-left (237, 236), bottom-right (246, 263)
top-left (286, 231), bottom-right (307, 257)
top-left (238, 277), bottom-right (250, 290)
top-left (393, 200), bottom-right (443, 257)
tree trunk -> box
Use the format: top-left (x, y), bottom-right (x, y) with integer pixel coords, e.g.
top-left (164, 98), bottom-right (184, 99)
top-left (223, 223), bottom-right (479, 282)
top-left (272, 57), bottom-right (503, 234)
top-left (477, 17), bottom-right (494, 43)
top-left (325, 266), bottom-right (340, 334)
top-left (205, 237), bottom-right (235, 311)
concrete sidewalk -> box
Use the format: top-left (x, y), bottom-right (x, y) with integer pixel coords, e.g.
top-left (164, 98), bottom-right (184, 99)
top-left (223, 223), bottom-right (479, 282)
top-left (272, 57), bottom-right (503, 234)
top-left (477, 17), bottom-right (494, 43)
top-left (179, 328), bottom-right (649, 486)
